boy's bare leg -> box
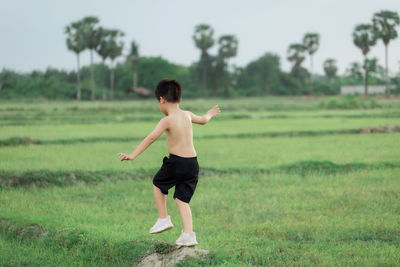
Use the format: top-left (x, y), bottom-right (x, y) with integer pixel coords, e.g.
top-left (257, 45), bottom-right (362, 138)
top-left (174, 197), bottom-right (193, 233)
top-left (153, 184), bottom-right (168, 218)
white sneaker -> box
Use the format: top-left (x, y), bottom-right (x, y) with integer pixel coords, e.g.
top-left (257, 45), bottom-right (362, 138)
top-left (175, 230), bottom-right (198, 246)
top-left (149, 215), bottom-right (174, 234)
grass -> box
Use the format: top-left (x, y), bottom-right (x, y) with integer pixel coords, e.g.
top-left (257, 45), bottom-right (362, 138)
top-left (1, 160), bottom-right (399, 189)
top-left (1, 117), bottom-right (400, 143)
top-left (1, 97), bottom-right (399, 126)
top-left (0, 217), bottom-right (158, 266)
top-left (1, 97), bottom-right (399, 265)
top-left (0, 133), bottom-right (399, 172)
top-left (0, 169), bottom-right (399, 265)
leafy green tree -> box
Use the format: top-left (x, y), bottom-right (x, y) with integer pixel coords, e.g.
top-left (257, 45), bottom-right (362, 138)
top-left (323, 59), bottom-right (338, 78)
top-left (96, 27), bottom-right (113, 100)
top-left (65, 20), bottom-right (86, 101)
top-left (0, 68), bottom-right (77, 100)
top-left (345, 62), bottom-right (363, 80)
top-left (303, 33), bottom-right (320, 93)
top-left (134, 56), bottom-right (183, 92)
top-left (279, 72), bottom-right (304, 95)
top-left (203, 55), bottom-right (225, 96)
top-left (0, 56), bottom-right (203, 100)
top-left (128, 40), bottom-right (139, 89)
top-left (352, 24), bottom-right (377, 95)
top-left (371, 62), bottom-right (386, 81)
top-left (218, 34), bottom-right (238, 97)
top-left (107, 30), bottom-right (124, 100)
top-left (363, 57), bottom-right (379, 80)
top-left (193, 24), bottom-right (215, 97)
top-left (245, 53), bottom-right (280, 94)
top-left (287, 43), bottom-right (307, 78)
top-left (372, 10), bottom-right (400, 94)
top-left (81, 16), bottom-right (100, 100)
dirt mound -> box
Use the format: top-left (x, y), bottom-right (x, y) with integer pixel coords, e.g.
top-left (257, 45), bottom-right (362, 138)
top-left (359, 125), bottom-right (400, 133)
top-left (138, 245), bottom-right (209, 267)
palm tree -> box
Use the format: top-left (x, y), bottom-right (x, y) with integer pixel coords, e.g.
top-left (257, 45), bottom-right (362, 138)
top-left (303, 33), bottom-right (320, 93)
top-left (96, 27), bottom-right (112, 100)
top-left (81, 16), bottom-right (100, 100)
top-left (287, 43), bottom-right (307, 74)
top-left (107, 30), bottom-right (125, 100)
top-left (353, 24), bottom-right (377, 96)
top-left (128, 40), bottom-right (139, 89)
top-left (218, 35), bottom-right (238, 97)
top-left (193, 24), bottom-right (215, 97)
top-left (372, 10), bottom-right (400, 94)
top-left (323, 59), bottom-right (338, 78)
top-left (65, 21), bottom-right (86, 101)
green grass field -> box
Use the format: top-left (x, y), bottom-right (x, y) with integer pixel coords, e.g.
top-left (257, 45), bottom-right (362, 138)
top-left (1, 96), bottom-right (399, 266)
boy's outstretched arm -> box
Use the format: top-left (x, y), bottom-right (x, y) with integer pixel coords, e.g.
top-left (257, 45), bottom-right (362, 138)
top-left (190, 105), bottom-right (220, 125)
top-left (117, 118), bottom-right (169, 161)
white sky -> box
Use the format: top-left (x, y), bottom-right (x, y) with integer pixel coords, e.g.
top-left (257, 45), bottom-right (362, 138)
top-left (1, 0), bottom-right (400, 76)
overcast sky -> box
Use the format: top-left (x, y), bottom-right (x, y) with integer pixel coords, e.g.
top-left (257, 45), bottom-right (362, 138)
top-left (1, 0), bottom-right (399, 76)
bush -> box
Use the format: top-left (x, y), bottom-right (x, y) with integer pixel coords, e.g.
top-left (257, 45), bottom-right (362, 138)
top-left (318, 95), bottom-right (382, 109)
top-left (313, 79), bottom-right (341, 95)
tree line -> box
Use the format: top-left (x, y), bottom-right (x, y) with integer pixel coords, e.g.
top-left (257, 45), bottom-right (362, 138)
top-left (64, 16), bottom-right (131, 101)
top-left (283, 10), bottom-right (400, 96)
top-left (352, 10), bottom-right (399, 95)
top-left (0, 10), bottom-right (399, 100)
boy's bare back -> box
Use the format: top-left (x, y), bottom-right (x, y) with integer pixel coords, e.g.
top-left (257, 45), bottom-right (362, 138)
top-left (163, 106), bottom-right (220, 157)
top-left (164, 110), bottom-right (196, 157)
top-left (117, 105), bottom-right (220, 161)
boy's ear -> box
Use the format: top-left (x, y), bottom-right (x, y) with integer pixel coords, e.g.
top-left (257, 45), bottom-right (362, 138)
top-left (159, 96), bottom-right (166, 104)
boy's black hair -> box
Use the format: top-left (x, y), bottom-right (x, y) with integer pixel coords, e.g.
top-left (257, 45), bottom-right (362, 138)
top-left (155, 78), bottom-right (182, 103)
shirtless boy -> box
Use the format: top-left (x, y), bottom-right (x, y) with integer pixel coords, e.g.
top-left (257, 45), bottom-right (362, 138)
top-left (117, 78), bottom-right (220, 246)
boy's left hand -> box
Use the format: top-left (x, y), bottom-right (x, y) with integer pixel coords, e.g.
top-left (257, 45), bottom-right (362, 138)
top-left (207, 105), bottom-right (221, 118)
top-left (117, 153), bottom-right (133, 161)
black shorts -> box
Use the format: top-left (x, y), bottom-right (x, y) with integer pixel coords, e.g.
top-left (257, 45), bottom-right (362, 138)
top-left (153, 154), bottom-right (199, 203)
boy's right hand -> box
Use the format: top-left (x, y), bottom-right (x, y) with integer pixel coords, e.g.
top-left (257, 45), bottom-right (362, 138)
top-left (207, 105), bottom-right (221, 118)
